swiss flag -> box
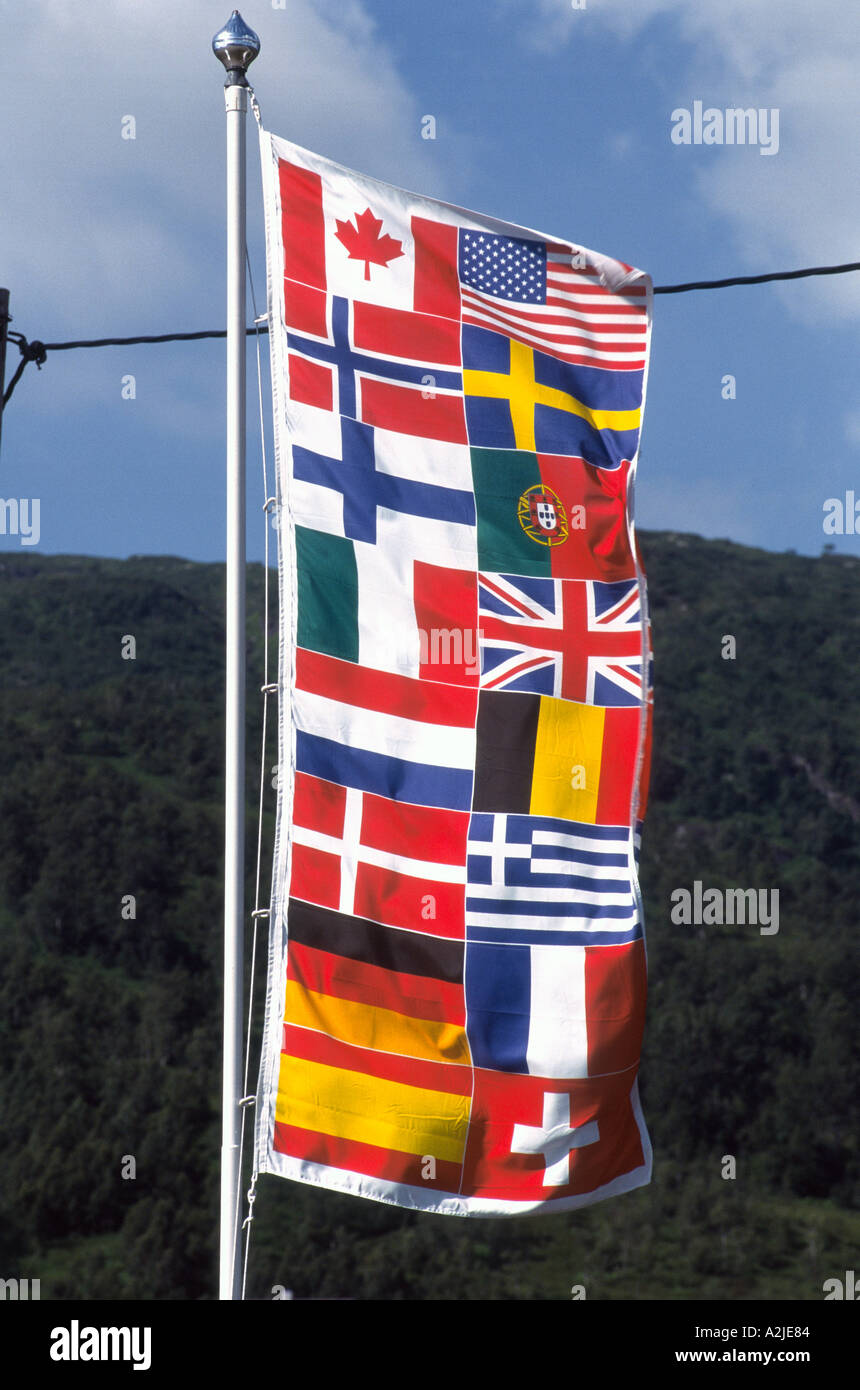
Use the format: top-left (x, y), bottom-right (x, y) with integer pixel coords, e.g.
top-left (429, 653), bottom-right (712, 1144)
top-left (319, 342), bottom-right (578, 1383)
top-left (290, 772), bottom-right (469, 939)
top-left (462, 1069), bottom-right (647, 1202)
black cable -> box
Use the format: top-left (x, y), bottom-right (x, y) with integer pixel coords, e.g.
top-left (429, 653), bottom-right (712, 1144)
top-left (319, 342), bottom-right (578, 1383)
top-left (2, 333), bottom-right (47, 406)
top-left (42, 328), bottom-right (252, 350)
top-left (2, 260), bottom-right (858, 400)
top-left (654, 260), bottom-right (860, 294)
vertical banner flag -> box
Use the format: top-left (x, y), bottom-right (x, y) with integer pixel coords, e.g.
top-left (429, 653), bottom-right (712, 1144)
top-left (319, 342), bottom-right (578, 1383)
top-left (255, 127), bottom-right (654, 1215)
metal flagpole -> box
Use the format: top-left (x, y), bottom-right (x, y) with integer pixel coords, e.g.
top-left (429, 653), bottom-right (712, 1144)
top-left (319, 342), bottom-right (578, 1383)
top-left (212, 9), bottom-right (260, 1302)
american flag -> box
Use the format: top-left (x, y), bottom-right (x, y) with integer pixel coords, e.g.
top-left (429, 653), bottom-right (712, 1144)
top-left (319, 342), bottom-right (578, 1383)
top-left (458, 230), bottom-right (647, 371)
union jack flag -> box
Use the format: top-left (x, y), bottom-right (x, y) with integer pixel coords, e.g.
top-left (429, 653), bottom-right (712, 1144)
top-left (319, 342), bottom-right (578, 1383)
top-left (478, 574), bottom-right (649, 706)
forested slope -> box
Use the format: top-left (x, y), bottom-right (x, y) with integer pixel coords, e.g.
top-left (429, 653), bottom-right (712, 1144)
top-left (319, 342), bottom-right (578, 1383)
top-left (0, 538), bottom-right (856, 1299)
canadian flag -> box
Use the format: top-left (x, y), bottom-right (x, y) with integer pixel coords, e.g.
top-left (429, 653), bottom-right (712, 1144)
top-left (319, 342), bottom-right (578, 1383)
top-left (275, 138), bottom-right (461, 318)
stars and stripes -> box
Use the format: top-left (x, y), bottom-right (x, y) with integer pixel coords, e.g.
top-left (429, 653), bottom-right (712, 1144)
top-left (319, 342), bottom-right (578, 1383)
top-left (458, 230), bottom-right (648, 372)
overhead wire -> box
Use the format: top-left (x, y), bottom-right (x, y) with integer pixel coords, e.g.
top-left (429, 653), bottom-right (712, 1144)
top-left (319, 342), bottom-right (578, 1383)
top-left (2, 259), bottom-right (859, 406)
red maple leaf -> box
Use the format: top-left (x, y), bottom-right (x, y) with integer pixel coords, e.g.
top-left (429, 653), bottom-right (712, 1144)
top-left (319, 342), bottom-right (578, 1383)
top-left (334, 207), bottom-right (404, 280)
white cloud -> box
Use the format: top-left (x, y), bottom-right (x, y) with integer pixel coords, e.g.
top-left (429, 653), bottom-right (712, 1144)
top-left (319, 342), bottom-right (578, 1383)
top-left (499, 0), bottom-right (860, 321)
top-left (0, 0), bottom-right (466, 348)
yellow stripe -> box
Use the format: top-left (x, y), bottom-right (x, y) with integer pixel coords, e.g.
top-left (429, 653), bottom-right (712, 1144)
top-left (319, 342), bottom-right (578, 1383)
top-left (530, 697), bottom-right (605, 823)
top-left (285, 980), bottom-right (472, 1066)
top-left (464, 339), bottom-right (640, 452)
top-left (275, 1053), bottom-right (469, 1163)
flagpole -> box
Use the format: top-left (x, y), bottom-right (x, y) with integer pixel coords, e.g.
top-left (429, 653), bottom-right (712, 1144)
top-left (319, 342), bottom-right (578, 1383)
top-left (212, 10), bottom-right (260, 1303)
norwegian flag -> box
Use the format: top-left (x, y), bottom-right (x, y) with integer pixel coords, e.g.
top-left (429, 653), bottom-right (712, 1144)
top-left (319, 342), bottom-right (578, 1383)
top-left (478, 574), bottom-right (649, 705)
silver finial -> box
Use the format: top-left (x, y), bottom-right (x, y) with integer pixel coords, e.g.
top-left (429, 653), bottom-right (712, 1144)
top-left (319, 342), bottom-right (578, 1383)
top-left (212, 10), bottom-right (261, 85)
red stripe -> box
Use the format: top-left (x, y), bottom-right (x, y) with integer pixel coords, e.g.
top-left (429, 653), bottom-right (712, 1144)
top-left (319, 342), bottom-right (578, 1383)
top-left (464, 292), bottom-right (646, 329)
top-left (465, 287), bottom-right (646, 322)
top-left (596, 707), bottom-right (639, 824)
top-left (549, 354), bottom-right (645, 372)
top-left (546, 273), bottom-right (647, 298)
top-left (278, 159), bottom-right (326, 291)
top-left (354, 863), bottom-right (465, 940)
top-left (464, 316), bottom-right (646, 370)
top-left (479, 573), bottom-right (546, 620)
top-left (283, 278), bottom-right (328, 336)
top-left (287, 938), bottom-right (465, 1024)
top-left (596, 590), bottom-right (638, 624)
top-left (354, 301), bottom-right (461, 366)
top-left (360, 793), bottom-right (469, 865)
top-left (412, 216), bottom-right (461, 319)
top-left (484, 656), bottom-right (550, 688)
top-left (282, 1022), bottom-right (473, 1094)
top-left (545, 244), bottom-right (600, 264)
top-left (584, 939), bottom-right (646, 1076)
top-left (544, 295), bottom-right (647, 321)
top-left (413, 560), bottom-right (479, 688)
top-left (293, 771), bottom-right (345, 836)
top-left (464, 301), bottom-right (646, 338)
top-left (606, 662), bottom-right (636, 682)
top-left (287, 354), bottom-right (333, 412)
top-left (295, 647), bottom-right (478, 727)
top-left (463, 304), bottom-right (645, 344)
top-left (361, 378), bottom-right (468, 445)
top-left (274, 1122), bottom-right (463, 1191)
top-left (290, 844), bottom-right (340, 912)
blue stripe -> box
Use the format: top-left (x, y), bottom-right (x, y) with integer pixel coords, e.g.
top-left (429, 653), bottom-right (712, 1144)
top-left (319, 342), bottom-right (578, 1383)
top-left (296, 732), bottom-right (473, 810)
top-left (467, 815), bottom-right (629, 845)
top-left (504, 861), bottom-right (631, 892)
top-left (466, 854), bottom-right (492, 886)
top-left (535, 351), bottom-right (644, 413)
top-left (375, 471), bottom-right (476, 527)
top-left (533, 405), bottom-right (639, 471)
top-left (293, 415), bottom-right (474, 544)
top-left (464, 942), bottom-right (530, 1073)
top-left (529, 843), bottom-right (628, 868)
top-left (593, 669), bottom-right (642, 708)
top-left (466, 895), bottom-right (632, 919)
top-left (287, 297), bottom-right (462, 406)
top-left (592, 578), bottom-right (637, 618)
top-left (466, 924), bottom-right (642, 947)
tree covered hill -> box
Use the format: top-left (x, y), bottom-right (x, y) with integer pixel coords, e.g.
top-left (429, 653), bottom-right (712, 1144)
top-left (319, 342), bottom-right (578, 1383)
top-left (0, 537), bottom-right (857, 1299)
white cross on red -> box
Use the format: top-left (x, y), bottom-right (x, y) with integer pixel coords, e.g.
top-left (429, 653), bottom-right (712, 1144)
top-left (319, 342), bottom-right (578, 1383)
top-left (511, 1091), bottom-right (599, 1186)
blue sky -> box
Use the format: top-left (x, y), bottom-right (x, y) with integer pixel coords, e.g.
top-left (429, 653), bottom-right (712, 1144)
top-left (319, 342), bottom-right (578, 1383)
top-left (2, 0), bottom-right (859, 561)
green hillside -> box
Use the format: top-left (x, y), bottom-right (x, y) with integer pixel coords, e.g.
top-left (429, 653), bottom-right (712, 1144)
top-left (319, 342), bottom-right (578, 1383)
top-left (0, 537), bottom-right (857, 1300)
